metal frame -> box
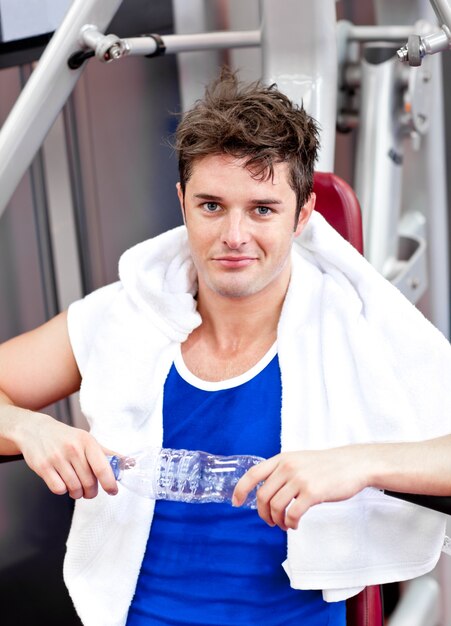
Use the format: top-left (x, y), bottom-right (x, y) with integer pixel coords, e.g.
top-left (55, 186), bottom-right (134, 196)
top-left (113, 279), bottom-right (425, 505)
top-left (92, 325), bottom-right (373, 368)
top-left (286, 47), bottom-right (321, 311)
top-left (352, 40), bottom-right (437, 307)
top-left (260, 0), bottom-right (337, 171)
top-left (0, 1), bottom-right (434, 187)
top-left (0, 0), bottom-right (448, 323)
top-left (0, 0), bottom-right (429, 214)
top-left (337, 16), bottom-right (449, 336)
top-left (0, 0), bottom-right (124, 220)
top-left (354, 44), bottom-right (406, 277)
top-left (0, 1), bottom-right (447, 319)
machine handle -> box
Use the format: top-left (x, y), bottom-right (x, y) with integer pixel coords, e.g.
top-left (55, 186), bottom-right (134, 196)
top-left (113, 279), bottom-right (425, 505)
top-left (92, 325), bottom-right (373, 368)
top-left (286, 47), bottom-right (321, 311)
top-left (385, 490), bottom-right (451, 515)
top-left (0, 454), bottom-right (24, 464)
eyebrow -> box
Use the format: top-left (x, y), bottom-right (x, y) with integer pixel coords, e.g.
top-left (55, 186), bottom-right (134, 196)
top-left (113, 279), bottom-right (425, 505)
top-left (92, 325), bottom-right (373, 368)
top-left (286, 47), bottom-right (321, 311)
top-left (193, 193), bottom-right (282, 205)
top-left (193, 193), bottom-right (223, 202)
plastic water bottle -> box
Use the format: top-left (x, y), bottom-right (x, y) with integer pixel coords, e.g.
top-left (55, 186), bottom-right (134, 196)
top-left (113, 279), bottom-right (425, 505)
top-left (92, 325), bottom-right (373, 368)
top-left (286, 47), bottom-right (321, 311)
top-left (108, 448), bottom-right (264, 508)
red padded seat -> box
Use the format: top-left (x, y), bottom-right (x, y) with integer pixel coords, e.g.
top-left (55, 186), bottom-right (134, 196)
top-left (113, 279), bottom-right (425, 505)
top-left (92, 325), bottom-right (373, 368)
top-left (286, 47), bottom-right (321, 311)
top-left (312, 173), bottom-right (383, 626)
top-left (313, 171), bottom-right (364, 255)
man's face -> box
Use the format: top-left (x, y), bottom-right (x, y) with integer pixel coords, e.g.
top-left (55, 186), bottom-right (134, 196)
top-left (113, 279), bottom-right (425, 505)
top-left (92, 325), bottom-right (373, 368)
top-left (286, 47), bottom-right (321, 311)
top-left (177, 154), bottom-right (314, 300)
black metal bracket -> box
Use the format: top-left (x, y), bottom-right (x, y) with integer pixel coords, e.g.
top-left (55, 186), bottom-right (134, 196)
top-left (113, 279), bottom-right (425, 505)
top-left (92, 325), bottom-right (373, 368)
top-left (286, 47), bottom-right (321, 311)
top-left (142, 33), bottom-right (166, 58)
top-left (67, 49), bottom-right (95, 70)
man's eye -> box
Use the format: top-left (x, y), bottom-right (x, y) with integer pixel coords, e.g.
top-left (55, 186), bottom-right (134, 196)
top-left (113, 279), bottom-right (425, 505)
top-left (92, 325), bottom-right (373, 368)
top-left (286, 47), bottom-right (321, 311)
top-left (203, 202), bottom-right (220, 212)
top-left (255, 206), bottom-right (272, 216)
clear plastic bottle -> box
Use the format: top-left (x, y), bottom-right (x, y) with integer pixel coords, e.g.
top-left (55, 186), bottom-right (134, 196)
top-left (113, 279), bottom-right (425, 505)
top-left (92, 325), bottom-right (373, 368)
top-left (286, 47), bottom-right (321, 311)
top-left (108, 448), bottom-right (264, 508)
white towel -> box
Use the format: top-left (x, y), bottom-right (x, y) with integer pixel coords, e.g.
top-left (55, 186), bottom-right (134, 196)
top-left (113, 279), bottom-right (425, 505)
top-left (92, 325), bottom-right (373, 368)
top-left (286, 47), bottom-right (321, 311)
top-left (279, 212), bottom-right (451, 600)
top-left (64, 211), bottom-right (451, 624)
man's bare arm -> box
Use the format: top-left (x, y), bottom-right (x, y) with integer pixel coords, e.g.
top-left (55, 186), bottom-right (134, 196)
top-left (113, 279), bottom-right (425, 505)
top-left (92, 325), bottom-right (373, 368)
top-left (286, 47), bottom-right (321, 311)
top-left (0, 311), bottom-right (82, 414)
top-left (0, 312), bottom-right (118, 498)
top-left (233, 437), bottom-right (451, 530)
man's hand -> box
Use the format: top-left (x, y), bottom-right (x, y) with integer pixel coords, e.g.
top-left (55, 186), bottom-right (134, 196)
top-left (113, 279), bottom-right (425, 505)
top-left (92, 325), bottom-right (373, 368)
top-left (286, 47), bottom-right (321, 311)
top-left (15, 410), bottom-right (118, 500)
top-left (0, 309), bottom-right (115, 499)
top-left (232, 447), bottom-right (370, 531)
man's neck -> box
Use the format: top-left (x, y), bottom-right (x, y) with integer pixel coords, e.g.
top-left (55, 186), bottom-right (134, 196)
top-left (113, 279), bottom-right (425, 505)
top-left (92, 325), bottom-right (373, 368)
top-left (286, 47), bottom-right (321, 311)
top-left (181, 273), bottom-right (290, 381)
top-left (194, 277), bottom-right (289, 352)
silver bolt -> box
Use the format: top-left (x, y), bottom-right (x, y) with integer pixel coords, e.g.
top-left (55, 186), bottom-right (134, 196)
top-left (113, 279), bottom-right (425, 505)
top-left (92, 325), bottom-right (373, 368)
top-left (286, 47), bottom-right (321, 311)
top-left (397, 46), bottom-right (409, 62)
top-left (106, 44), bottom-right (122, 61)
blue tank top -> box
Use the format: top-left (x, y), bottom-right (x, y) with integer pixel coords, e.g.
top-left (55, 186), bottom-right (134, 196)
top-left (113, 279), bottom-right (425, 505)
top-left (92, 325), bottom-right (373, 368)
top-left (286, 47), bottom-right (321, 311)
top-left (126, 345), bottom-right (346, 625)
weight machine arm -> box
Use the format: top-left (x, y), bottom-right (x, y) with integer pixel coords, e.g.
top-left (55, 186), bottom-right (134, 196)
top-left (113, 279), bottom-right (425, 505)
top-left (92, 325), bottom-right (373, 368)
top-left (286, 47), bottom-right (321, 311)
top-left (68, 28), bottom-right (260, 69)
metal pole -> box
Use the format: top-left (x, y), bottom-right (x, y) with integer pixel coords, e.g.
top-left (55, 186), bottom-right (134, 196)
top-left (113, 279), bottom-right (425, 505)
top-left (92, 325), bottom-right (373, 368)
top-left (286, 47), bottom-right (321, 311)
top-left (388, 576), bottom-right (441, 626)
top-left (354, 44), bottom-right (404, 275)
top-left (429, 0), bottom-right (451, 28)
top-left (260, 0), bottom-right (338, 172)
top-left (348, 25), bottom-right (415, 41)
top-left (421, 52), bottom-right (450, 337)
top-left (125, 30), bottom-right (261, 56)
top-left (81, 25), bottom-right (425, 60)
top-left (0, 0), bottom-right (124, 220)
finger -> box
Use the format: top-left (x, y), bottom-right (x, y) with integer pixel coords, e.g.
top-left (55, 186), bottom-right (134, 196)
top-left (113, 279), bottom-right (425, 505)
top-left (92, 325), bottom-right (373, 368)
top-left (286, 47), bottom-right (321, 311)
top-left (23, 454), bottom-right (67, 496)
top-left (86, 443), bottom-right (119, 495)
top-left (101, 445), bottom-right (122, 458)
top-left (232, 457), bottom-right (278, 506)
top-left (266, 483), bottom-right (300, 530)
top-left (40, 466), bottom-right (69, 496)
top-left (53, 461), bottom-right (84, 499)
top-left (284, 496), bottom-right (312, 530)
top-left (51, 439), bottom-right (100, 499)
top-left (71, 455), bottom-right (99, 499)
top-left (29, 454), bottom-right (80, 497)
top-left (255, 472), bottom-right (291, 527)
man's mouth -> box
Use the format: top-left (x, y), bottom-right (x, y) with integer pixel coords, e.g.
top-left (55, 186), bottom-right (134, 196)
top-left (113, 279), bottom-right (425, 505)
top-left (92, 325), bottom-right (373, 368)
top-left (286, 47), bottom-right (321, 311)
top-left (213, 256), bottom-right (257, 268)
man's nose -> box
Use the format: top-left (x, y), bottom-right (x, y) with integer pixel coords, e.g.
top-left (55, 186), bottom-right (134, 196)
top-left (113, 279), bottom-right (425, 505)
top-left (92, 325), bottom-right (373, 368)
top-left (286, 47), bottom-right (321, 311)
top-left (221, 211), bottom-right (249, 249)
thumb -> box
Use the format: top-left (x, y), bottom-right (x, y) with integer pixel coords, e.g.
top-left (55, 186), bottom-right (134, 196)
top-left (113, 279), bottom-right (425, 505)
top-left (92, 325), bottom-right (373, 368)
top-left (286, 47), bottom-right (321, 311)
top-left (101, 446), bottom-right (123, 458)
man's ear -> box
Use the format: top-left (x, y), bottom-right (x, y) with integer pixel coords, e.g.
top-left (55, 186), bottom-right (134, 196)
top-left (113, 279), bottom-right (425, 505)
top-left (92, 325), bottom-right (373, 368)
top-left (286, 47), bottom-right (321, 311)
top-left (294, 192), bottom-right (316, 238)
top-left (176, 182), bottom-right (186, 224)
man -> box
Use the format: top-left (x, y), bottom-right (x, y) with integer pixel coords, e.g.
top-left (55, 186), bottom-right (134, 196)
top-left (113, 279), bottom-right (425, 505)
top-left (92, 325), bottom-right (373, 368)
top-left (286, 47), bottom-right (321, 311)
top-left (0, 69), bottom-right (450, 625)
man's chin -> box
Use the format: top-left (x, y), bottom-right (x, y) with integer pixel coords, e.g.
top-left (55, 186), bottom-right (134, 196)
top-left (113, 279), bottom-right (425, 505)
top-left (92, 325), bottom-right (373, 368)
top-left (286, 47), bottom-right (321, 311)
top-left (207, 279), bottom-right (260, 299)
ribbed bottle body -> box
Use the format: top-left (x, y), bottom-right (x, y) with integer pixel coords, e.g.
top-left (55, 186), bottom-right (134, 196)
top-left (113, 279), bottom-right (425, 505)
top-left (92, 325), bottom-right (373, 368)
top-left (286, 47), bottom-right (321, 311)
top-left (109, 448), bottom-right (263, 508)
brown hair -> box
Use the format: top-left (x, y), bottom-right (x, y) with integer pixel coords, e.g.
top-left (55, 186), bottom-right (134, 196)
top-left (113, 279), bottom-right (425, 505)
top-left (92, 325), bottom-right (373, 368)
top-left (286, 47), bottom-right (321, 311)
top-left (174, 67), bottom-right (320, 220)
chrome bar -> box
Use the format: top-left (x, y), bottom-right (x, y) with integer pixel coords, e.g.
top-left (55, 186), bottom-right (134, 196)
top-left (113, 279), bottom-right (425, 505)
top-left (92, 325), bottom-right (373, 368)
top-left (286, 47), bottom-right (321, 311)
top-left (125, 30), bottom-right (261, 56)
top-left (421, 26), bottom-right (451, 54)
top-left (348, 25), bottom-right (415, 41)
